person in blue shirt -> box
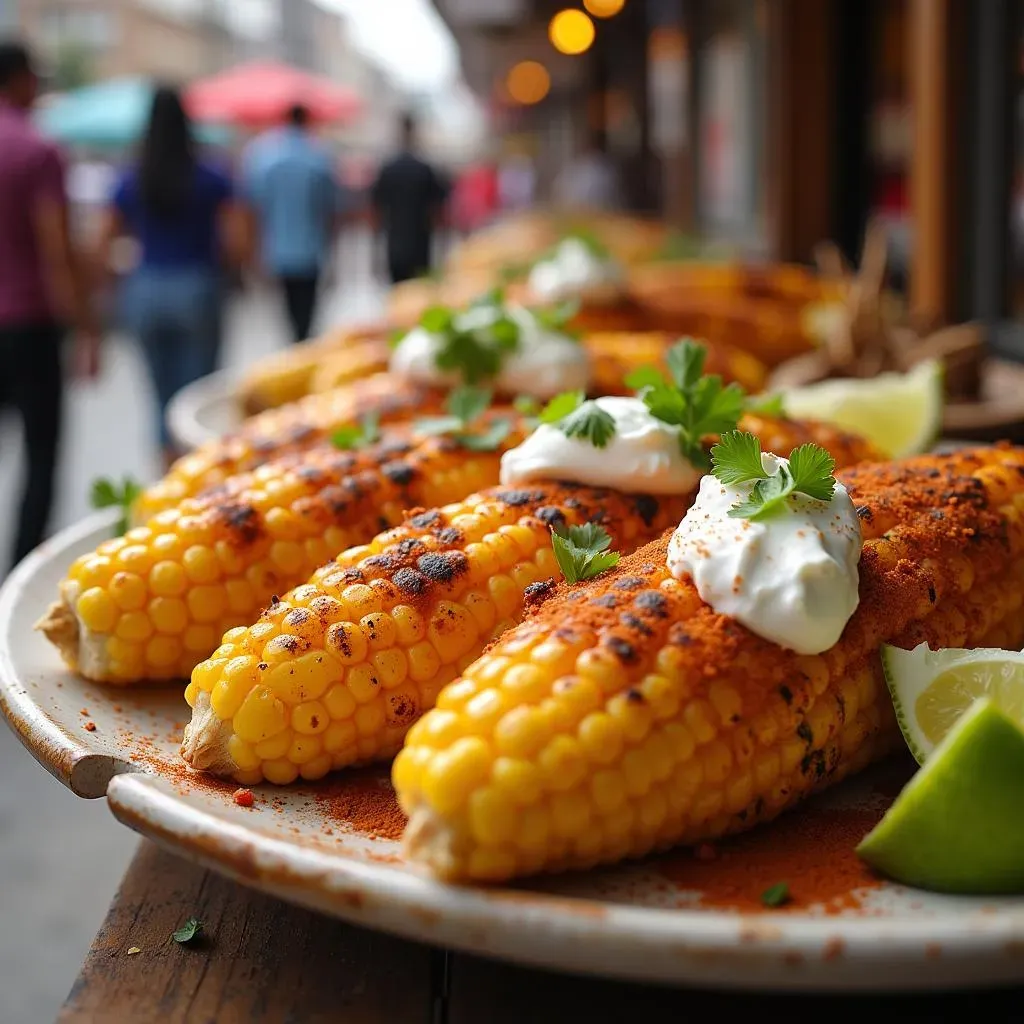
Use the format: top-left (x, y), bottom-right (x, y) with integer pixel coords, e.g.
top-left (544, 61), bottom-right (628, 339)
top-left (243, 103), bottom-right (342, 344)
top-left (99, 84), bottom-right (245, 469)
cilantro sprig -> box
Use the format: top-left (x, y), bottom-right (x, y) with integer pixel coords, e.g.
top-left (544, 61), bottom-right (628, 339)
top-left (710, 431), bottom-right (837, 522)
top-left (331, 411), bottom-right (381, 451)
top-left (538, 391), bottom-right (616, 449)
top-left (625, 339), bottom-right (746, 470)
top-left (172, 918), bottom-right (204, 945)
top-left (417, 301), bottom-right (521, 385)
top-left (413, 387), bottom-right (513, 452)
top-left (744, 392), bottom-right (787, 418)
top-left (551, 522), bottom-right (620, 583)
top-left (91, 476), bottom-right (142, 536)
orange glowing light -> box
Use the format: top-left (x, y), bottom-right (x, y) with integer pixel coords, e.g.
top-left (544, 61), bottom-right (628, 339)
top-left (506, 61), bottom-right (551, 105)
top-left (549, 9), bottom-right (596, 55)
top-left (584, 0), bottom-right (626, 17)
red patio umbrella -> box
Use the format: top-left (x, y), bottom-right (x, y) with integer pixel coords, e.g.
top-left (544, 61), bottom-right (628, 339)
top-left (186, 61), bottom-right (361, 128)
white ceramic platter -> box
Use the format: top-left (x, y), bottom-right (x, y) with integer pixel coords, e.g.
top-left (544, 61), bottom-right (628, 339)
top-left (3, 513), bottom-right (1024, 992)
top-left (166, 370), bottom-right (244, 452)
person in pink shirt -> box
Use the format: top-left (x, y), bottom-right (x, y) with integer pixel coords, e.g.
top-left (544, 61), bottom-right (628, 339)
top-left (0, 40), bottom-right (99, 568)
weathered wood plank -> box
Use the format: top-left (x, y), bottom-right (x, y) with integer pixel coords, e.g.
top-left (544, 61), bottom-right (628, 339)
top-left (58, 841), bottom-right (434, 1024)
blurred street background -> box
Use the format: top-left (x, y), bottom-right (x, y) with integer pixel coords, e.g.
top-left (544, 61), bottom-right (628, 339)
top-left (1, 0), bottom-right (1024, 1018)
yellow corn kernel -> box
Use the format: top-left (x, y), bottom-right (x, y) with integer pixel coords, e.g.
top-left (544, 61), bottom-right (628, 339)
top-left (149, 561), bottom-right (188, 598)
top-left (233, 685), bottom-right (288, 745)
top-left (109, 572), bottom-right (147, 612)
top-left (77, 589), bottom-right (118, 633)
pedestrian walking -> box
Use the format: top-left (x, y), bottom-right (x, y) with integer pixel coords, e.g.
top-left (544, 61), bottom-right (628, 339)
top-left (371, 113), bottom-right (450, 284)
top-left (98, 84), bottom-right (244, 470)
top-left (0, 40), bottom-right (100, 568)
top-left (244, 103), bottom-right (343, 344)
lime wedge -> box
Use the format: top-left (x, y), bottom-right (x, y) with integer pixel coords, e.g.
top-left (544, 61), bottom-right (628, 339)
top-left (782, 359), bottom-right (943, 458)
top-left (857, 699), bottom-right (1024, 893)
top-left (881, 643), bottom-right (1024, 764)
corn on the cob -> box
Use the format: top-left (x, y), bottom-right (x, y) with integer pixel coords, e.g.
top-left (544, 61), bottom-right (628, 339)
top-left (134, 374), bottom-right (446, 524)
top-left (38, 418), bottom-right (523, 685)
top-left (238, 329), bottom-right (390, 415)
top-left (308, 341), bottom-right (391, 397)
top-left (395, 446), bottom-right (1024, 881)
top-left (179, 415), bottom-right (876, 784)
top-left (582, 332), bottom-right (767, 397)
top-left (179, 484), bottom-right (683, 784)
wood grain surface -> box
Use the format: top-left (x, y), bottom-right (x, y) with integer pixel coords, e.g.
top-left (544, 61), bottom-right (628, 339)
top-left (59, 842), bottom-right (1024, 1023)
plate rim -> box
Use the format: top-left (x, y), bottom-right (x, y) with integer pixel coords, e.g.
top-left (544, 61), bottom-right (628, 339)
top-left (5, 514), bottom-right (1024, 991)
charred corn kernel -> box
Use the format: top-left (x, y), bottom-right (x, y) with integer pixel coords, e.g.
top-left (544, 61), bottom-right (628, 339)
top-left (134, 375), bottom-right (447, 523)
top-left (398, 448), bottom-right (1024, 881)
top-left (180, 481), bottom-right (683, 781)
top-left (41, 419), bottom-right (524, 685)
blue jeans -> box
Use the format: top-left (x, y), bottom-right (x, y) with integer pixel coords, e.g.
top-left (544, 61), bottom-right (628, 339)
top-left (125, 268), bottom-right (224, 450)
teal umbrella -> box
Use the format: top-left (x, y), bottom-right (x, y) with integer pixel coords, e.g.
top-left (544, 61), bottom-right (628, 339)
top-left (37, 77), bottom-right (232, 149)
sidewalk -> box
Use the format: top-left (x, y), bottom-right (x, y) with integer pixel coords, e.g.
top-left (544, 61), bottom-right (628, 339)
top-left (0, 236), bottom-right (386, 1023)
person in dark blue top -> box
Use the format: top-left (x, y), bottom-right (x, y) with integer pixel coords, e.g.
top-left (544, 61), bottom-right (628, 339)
top-left (99, 84), bottom-right (245, 468)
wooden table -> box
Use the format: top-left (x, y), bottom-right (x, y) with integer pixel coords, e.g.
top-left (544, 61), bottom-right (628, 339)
top-left (58, 842), bottom-right (1024, 1023)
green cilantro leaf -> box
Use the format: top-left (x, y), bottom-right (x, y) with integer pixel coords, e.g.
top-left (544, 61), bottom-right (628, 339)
top-left (551, 522), bottom-right (620, 584)
top-left (531, 298), bottom-right (581, 332)
top-left (331, 411), bottom-right (381, 451)
top-left (558, 400), bottom-right (617, 449)
top-left (433, 329), bottom-right (503, 384)
top-left (788, 443), bottom-right (838, 501)
top-left (454, 418), bottom-right (514, 452)
top-left (538, 390), bottom-right (584, 425)
top-left (446, 386), bottom-right (492, 425)
top-left (709, 430), bottom-right (768, 485)
top-left (711, 431), bottom-right (837, 521)
top-left (470, 285), bottom-right (506, 309)
top-left (623, 365), bottom-right (666, 391)
top-left (745, 392), bottom-right (787, 418)
top-left (666, 339), bottom-right (707, 391)
top-left (412, 388), bottom-right (512, 451)
top-left (419, 305), bottom-right (454, 334)
top-left (388, 327), bottom-right (408, 349)
top-left (632, 339), bottom-right (747, 470)
top-left (761, 883), bottom-right (791, 908)
top-left (90, 476), bottom-right (142, 536)
top-left (513, 394), bottom-right (542, 416)
top-left (172, 918), bottom-right (204, 945)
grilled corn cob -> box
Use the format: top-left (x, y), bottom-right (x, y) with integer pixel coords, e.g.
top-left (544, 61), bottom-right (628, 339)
top-left (180, 485), bottom-right (682, 784)
top-left (582, 332), bottom-right (767, 397)
top-left (134, 374), bottom-right (446, 524)
top-left (239, 330), bottom-right (390, 415)
top-left (179, 416), bottom-right (876, 783)
top-left (38, 417), bottom-right (524, 684)
top-left (395, 446), bottom-right (1024, 881)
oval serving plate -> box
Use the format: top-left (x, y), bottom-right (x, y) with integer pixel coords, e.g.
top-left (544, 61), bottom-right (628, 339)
top-left (3, 513), bottom-right (1024, 992)
top-left (166, 369), bottom-right (244, 452)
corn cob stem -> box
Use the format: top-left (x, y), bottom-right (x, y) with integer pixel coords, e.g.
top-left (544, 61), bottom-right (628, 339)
top-left (395, 447), bottom-right (1024, 882)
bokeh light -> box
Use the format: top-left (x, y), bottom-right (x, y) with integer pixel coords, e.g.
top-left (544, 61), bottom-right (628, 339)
top-left (505, 61), bottom-right (551, 105)
top-left (549, 9), bottom-right (596, 56)
top-left (584, 0), bottom-right (626, 17)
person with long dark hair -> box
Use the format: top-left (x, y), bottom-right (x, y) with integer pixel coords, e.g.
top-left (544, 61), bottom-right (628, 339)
top-left (99, 84), bottom-right (245, 469)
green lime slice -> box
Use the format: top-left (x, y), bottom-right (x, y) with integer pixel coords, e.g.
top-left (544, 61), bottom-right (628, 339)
top-left (781, 359), bottom-right (943, 458)
top-left (857, 699), bottom-right (1024, 894)
top-left (881, 643), bottom-right (1024, 764)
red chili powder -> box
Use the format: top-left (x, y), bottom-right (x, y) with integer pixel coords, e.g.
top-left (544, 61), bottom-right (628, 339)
top-left (314, 768), bottom-right (407, 841)
top-left (657, 805), bottom-right (888, 914)
top-left (233, 788), bottom-right (254, 808)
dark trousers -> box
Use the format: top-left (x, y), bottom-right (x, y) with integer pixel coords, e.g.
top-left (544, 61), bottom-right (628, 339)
top-left (0, 322), bottom-right (62, 568)
top-left (279, 273), bottom-right (320, 344)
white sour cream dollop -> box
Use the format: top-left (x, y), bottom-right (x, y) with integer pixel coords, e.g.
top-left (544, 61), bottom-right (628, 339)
top-left (388, 304), bottom-right (588, 400)
top-left (527, 237), bottom-right (625, 303)
top-left (500, 396), bottom-right (701, 494)
top-left (666, 453), bottom-right (862, 654)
